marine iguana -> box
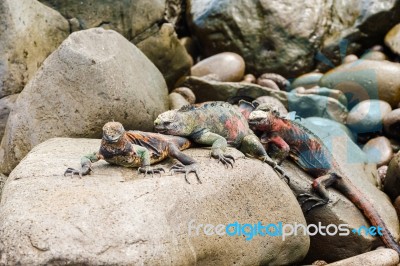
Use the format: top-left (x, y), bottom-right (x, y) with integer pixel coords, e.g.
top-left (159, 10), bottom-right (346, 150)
top-left (153, 101), bottom-right (289, 180)
top-left (248, 107), bottom-right (400, 253)
top-left (64, 121), bottom-right (200, 183)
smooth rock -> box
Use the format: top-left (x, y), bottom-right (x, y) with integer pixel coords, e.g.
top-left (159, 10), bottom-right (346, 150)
top-left (385, 23), bottom-right (400, 55)
top-left (384, 152), bottom-right (400, 201)
top-left (0, 0), bottom-right (69, 98)
top-left (191, 52), bottom-right (245, 82)
top-left (326, 248), bottom-right (399, 266)
top-left (0, 94), bottom-right (18, 141)
top-left (320, 59), bottom-right (400, 108)
top-left (137, 23), bottom-right (192, 89)
top-left (257, 73), bottom-right (290, 91)
top-left (305, 117), bottom-right (355, 141)
top-left (360, 50), bottom-right (387, 61)
top-left (256, 78), bottom-right (280, 91)
top-left (169, 92), bottom-right (189, 110)
top-left (188, 0), bottom-right (400, 77)
top-left (179, 37), bottom-right (198, 61)
top-left (255, 96), bottom-right (288, 115)
top-left (0, 28), bottom-right (168, 175)
top-left (182, 76), bottom-right (348, 123)
top-left (363, 136), bottom-right (393, 166)
top-left (171, 87), bottom-right (196, 104)
top-left (383, 109), bottom-right (400, 140)
top-left (287, 121), bottom-right (399, 262)
top-left (343, 54), bottom-right (359, 64)
top-left (292, 73), bottom-right (324, 89)
top-left (0, 138), bottom-right (309, 265)
top-left (346, 100), bottom-right (392, 134)
top-left (377, 165), bottom-right (387, 190)
top-left (293, 87), bottom-right (348, 108)
top-left (242, 74), bottom-right (256, 83)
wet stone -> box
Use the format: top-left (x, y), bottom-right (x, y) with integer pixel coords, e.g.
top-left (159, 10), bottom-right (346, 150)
top-left (191, 52), bottom-right (245, 82)
top-left (362, 136), bottom-right (393, 167)
top-left (291, 72), bottom-right (323, 89)
top-left (346, 100), bottom-right (392, 134)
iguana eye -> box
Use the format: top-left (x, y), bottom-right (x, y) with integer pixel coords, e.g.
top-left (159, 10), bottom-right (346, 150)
top-left (163, 121), bottom-right (172, 125)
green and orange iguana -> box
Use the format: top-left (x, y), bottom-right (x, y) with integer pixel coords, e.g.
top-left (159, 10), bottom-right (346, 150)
top-left (247, 106), bottom-right (400, 253)
top-left (64, 121), bottom-right (200, 183)
top-left (153, 101), bottom-right (289, 181)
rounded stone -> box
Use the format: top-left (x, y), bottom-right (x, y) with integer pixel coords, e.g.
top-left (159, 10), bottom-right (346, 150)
top-left (384, 152), bottom-right (400, 201)
top-left (362, 136), bottom-right (393, 166)
top-left (241, 74), bottom-right (256, 83)
top-left (191, 52), bottom-right (245, 82)
top-left (256, 78), bottom-right (280, 90)
top-left (360, 51), bottom-right (387, 61)
top-left (346, 100), bottom-right (392, 134)
top-left (255, 96), bottom-right (288, 115)
top-left (305, 117), bottom-right (355, 141)
top-left (385, 23), bottom-right (400, 55)
top-left (342, 54), bottom-right (358, 64)
top-left (291, 72), bottom-right (323, 89)
top-left (377, 165), bottom-right (388, 185)
top-left (168, 92), bottom-right (189, 110)
top-left (383, 109), bottom-right (400, 140)
top-left (319, 59), bottom-right (400, 108)
top-left (171, 87), bottom-right (196, 104)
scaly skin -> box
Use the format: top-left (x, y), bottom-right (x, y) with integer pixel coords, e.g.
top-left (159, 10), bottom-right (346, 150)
top-left (248, 108), bottom-right (400, 253)
top-left (153, 101), bottom-right (289, 180)
top-left (64, 122), bottom-right (200, 183)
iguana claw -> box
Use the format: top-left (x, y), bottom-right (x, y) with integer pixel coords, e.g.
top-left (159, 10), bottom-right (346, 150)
top-left (261, 156), bottom-right (290, 184)
top-left (298, 193), bottom-right (329, 212)
top-left (138, 166), bottom-right (165, 177)
top-left (64, 167), bottom-right (93, 178)
top-left (170, 163), bottom-right (201, 184)
top-left (211, 152), bottom-right (235, 168)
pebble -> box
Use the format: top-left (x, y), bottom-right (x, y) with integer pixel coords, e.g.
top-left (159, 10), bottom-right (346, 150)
top-left (326, 248), bottom-right (399, 266)
top-left (255, 96), bottom-right (288, 115)
top-left (305, 117), bottom-right (355, 141)
top-left (342, 54), bottom-right (358, 64)
top-left (256, 78), bottom-right (280, 90)
top-left (360, 50), bottom-right (387, 61)
top-left (362, 136), bottom-right (393, 166)
top-left (258, 73), bottom-right (290, 91)
top-left (168, 92), bottom-right (189, 110)
top-left (171, 87), bottom-right (196, 104)
top-left (377, 165), bottom-right (388, 185)
top-left (383, 109), bottom-right (400, 140)
top-left (291, 72), bottom-right (323, 89)
top-left (319, 59), bottom-right (400, 108)
top-left (385, 23), bottom-right (400, 55)
top-left (241, 74), bottom-right (256, 83)
top-left (346, 100), bottom-right (392, 134)
top-left (383, 152), bottom-right (400, 201)
top-left (191, 52), bottom-right (245, 82)
top-left (293, 86), bottom-right (348, 107)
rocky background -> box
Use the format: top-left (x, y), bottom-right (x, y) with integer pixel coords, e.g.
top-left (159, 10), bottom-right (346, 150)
top-left (0, 0), bottom-right (400, 265)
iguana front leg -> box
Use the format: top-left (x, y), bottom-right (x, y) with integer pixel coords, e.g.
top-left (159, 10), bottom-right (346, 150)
top-left (134, 145), bottom-right (165, 177)
top-left (64, 152), bottom-right (100, 178)
top-left (167, 143), bottom-right (200, 184)
top-left (192, 129), bottom-right (235, 167)
top-left (260, 132), bottom-right (290, 165)
top-left (241, 134), bottom-right (290, 183)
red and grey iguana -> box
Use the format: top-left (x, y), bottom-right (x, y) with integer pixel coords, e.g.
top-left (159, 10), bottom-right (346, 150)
top-left (153, 101), bottom-right (289, 181)
top-left (64, 121), bottom-right (200, 183)
top-left (248, 106), bottom-right (400, 253)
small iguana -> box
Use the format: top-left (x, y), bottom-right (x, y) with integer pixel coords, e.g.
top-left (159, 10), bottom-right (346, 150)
top-left (248, 107), bottom-right (400, 253)
top-left (153, 101), bottom-right (288, 180)
top-left (64, 121), bottom-right (200, 183)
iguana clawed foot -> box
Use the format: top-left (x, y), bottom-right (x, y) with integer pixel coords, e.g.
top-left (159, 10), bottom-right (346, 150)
top-left (261, 156), bottom-right (290, 184)
top-left (170, 163), bottom-right (201, 184)
top-left (211, 150), bottom-right (235, 168)
top-left (137, 165), bottom-right (165, 177)
top-left (298, 193), bottom-right (329, 212)
top-left (64, 166), bottom-right (92, 178)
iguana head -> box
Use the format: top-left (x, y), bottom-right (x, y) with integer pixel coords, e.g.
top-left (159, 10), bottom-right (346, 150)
top-left (248, 110), bottom-right (274, 131)
top-left (102, 121), bottom-right (125, 143)
top-left (154, 110), bottom-right (194, 136)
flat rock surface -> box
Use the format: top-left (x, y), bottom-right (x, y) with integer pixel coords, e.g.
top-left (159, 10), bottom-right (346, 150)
top-left (0, 138), bottom-right (309, 265)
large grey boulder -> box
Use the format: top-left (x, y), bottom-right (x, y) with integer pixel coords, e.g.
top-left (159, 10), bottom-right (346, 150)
top-left (0, 28), bottom-right (168, 175)
top-left (0, 138), bottom-right (309, 265)
top-left (187, 0), bottom-right (400, 77)
top-left (0, 94), bottom-right (18, 141)
top-left (0, 0), bottom-right (69, 98)
top-left (39, 0), bottom-right (191, 89)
